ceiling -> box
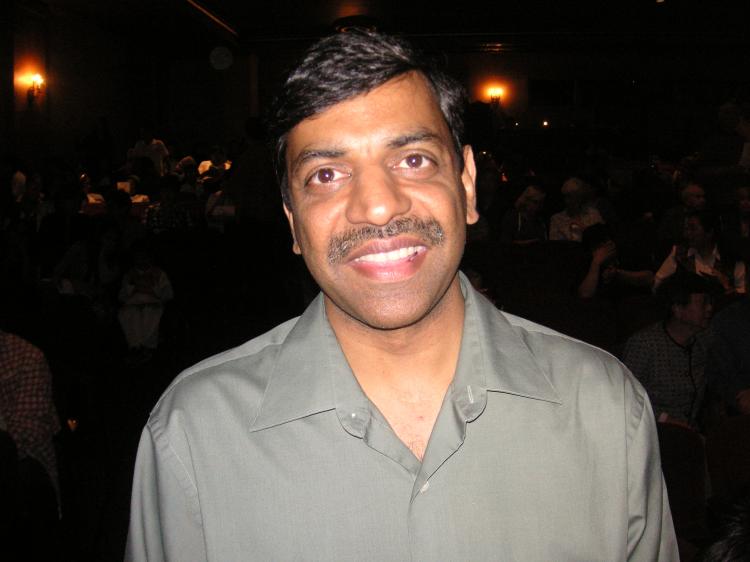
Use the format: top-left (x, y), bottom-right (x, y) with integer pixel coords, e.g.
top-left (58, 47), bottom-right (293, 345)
top-left (40, 0), bottom-right (750, 54)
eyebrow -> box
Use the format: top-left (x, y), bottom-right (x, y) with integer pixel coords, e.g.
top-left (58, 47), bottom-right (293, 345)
top-left (290, 148), bottom-right (346, 177)
top-left (386, 130), bottom-right (441, 149)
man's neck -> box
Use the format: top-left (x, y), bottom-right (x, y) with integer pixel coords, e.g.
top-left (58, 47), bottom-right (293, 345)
top-left (327, 277), bottom-right (465, 390)
top-left (694, 242), bottom-right (716, 260)
top-left (325, 277), bottom-right (466, 459)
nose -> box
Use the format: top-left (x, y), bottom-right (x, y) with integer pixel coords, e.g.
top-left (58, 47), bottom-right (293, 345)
top-left (344, 165), bottom-right (411, 226)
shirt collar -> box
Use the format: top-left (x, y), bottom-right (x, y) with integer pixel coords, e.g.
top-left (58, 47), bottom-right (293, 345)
top-left (249, 272), bottom-right (560, 433)
top-left (687, 245), bottom-right (720, 260)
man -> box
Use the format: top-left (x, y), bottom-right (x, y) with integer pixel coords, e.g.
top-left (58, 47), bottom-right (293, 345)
top-left (657, 180), bottom-right (707, 256)
top-left (127, 30), bottom-right (676, 561)
top-left (548, 176), bottom-right (604, 242)
top-left (623, 271), bottom-right (717, 428)
top-left (577, 223), bottom-right (653, 300)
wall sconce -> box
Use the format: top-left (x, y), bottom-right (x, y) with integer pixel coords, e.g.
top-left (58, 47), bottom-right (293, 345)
top-left (27, 73), bottom-right (45, 106)
top-left (487, 86), bottom-right (504, 105)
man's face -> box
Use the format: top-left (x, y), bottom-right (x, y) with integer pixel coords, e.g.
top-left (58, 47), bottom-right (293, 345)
top-left (516, 186), bottom-right (545, 215)
top-left (684, 216), bottom-right (708, 247)
top-left (283, 72), bottom-right (478, 330)
top-left (674, 293), bottom-right (713, 331)
top-left (681, 184), bottom-right (706, 211)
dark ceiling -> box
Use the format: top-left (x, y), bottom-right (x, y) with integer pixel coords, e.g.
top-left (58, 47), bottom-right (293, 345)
top-left (44, 0), bottom-right (750, 53)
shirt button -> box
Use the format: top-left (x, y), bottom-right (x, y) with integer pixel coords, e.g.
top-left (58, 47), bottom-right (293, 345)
top-left (420, 481), bottom-right (430, 494)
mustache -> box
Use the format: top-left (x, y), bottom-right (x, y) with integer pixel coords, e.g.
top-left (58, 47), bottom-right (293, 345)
top-left (327, 217), bottom-right (445, 264)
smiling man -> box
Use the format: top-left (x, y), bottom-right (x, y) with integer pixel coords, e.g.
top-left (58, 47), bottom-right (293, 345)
top-left (126, 30), bottom-right (677, 561)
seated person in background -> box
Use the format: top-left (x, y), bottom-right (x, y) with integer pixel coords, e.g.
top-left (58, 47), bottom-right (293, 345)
top-left (117, 241), bottom-right (173, 355)
top-left (198, 145), bottom-right (231, 195)
top-left (706, 293), bottom-right (750, 415)
top-left (0, 329), bottom-right (60, 493)
top-left (623, 271), bottom-right (719, 428)
top-left (721, 183), bottom-right (750, 245)
top-left (654, 210), bottom-right (746, 294)
top-left (145, 174), bottom-right (194, 235)
top-left (549, 176), bottom-right (603, 242)
top-left (0, 329), bottom-right (60, 557)
top-left (577, 223), bottom-right (653, 299)
top-left (499, 182), bottom-right (547, 245)
top-left (657, 179), bottom-right (707, 255)
top-left (175, 156), bottom-right (203, 200)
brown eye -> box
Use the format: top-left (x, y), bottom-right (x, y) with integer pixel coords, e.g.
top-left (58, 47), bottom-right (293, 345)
top-left (316, 168), bottom-right (336, 183)
top-left (405, 154), bottom-right (424, 168)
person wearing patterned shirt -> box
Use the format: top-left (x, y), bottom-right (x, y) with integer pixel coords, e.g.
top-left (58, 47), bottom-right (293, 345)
top-left (623, 271), bottom-right (717, 427)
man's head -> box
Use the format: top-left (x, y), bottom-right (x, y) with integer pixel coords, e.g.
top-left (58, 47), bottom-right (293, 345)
top-left (658, 271), bottom-right (717, 331)
top-left (268, 29), bottom-right (467, 209)
top-left (515, 184), bottom-right (545, 216)
top-left (267, 30), bottom-right (478, 331)
top-left (679, 181), bottom-right (706, 211)
top-left (560, 177), bottom-right (592, 214)
top-left (684, 210), bottom-right (718, 249)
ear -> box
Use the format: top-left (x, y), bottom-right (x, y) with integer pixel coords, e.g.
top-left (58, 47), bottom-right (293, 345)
top-left (461, 145), bottom-right (480, 225)
top-left (283, 203), bottom-right (302, 255)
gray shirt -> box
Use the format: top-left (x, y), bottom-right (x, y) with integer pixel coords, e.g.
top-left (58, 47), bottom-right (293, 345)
top-left (126, 275), bottom-right (677, 561)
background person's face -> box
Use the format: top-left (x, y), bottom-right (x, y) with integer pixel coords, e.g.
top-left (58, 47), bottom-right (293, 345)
top-left (283, 73), bottom-right (478, 330)
top-left (681, 184), bottom-right (706, 211)
top-left (674, 293), bottom-right (713, 330)
top-left (683, 216), bottom-right (709, 248)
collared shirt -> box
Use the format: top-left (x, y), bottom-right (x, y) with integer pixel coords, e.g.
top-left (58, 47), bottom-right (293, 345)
top-left (654, 244), bottom-right (747, 293)
top-left (126, 274), bottom-right (677, 561)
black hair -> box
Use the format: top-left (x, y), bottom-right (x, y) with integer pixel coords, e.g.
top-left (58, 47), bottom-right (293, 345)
top-left (266, 28), bottom-right (467, 208)
top-left (698, 496), bottom-right (750, 562)
top-left (656, 270), bottom-right (721, 315)
top-left (686, 210), bottom-right (720, 235)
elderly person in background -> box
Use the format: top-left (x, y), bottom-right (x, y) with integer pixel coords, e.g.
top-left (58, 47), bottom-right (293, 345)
top-left (549, 176), bottom-right (604, 242)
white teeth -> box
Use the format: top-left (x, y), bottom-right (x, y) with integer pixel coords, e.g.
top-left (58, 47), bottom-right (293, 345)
top-left (356, 246), bottom-right (422, 263)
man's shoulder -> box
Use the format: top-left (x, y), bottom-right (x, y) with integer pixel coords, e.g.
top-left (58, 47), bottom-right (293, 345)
top-left (0, 331), bottom-right (45, 363)
top-left (148, 316), bottom-right (299, 424)
top-left (500, 310), bottom-right (615, 362)
top-left (496, 309), bottom-right (644, 400)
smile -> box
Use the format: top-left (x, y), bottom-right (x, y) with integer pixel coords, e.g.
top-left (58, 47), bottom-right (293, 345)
top-left (354, 246), bottom-right (426, 264)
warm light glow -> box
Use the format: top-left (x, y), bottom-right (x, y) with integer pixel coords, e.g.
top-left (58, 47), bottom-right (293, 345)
top-left (31, 73), bottom-right (44, 87)
top-left (487, 86), bottom-right (504, 99)
top-left (542, 120), bottom-right (549, 127)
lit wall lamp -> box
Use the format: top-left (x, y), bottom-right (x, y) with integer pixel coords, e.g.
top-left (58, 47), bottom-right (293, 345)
top-left (488, 86), bottom-right (504, 105)
top-left (27, 73), bottom-right (45, 106)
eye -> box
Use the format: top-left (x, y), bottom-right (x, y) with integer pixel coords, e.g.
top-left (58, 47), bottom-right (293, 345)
top-left (397, 153), bottom-right (432, 170)
top-left (306, 167), bottom-right (348, 186)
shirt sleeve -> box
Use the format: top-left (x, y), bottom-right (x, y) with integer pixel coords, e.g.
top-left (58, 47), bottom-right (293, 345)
top-left (125, 423), bottom-right (207, 562)
top-left (625, 378), bottom-right (679, 561)
top-left (653, 246), bottom-right (677, 290)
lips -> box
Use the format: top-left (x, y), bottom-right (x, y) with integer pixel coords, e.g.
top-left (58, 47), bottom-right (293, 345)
top-left (354, 245), bottom-right (426, 263)
top-left (346, 236), bottom-right (429, 281)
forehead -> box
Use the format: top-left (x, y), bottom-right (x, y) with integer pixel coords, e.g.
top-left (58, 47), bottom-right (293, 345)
top-left (285, 72), bottom-right (450, 165)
